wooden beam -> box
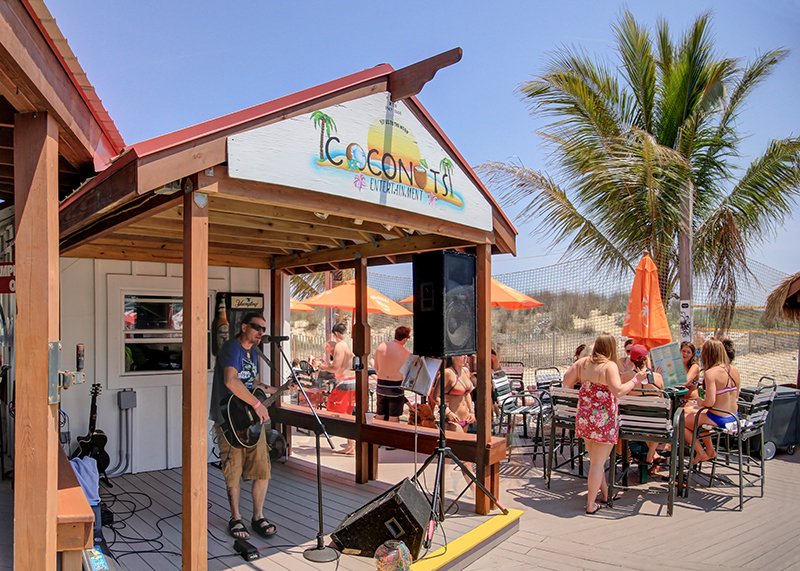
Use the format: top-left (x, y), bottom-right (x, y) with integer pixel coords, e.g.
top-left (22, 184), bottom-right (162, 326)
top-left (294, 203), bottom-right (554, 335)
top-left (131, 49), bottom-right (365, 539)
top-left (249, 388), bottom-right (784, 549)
top-left (474, 244), bottom-right (493, 515)
top-left (59, 192), bottom-right (182, 254)
top-left (273, 233), bottom-right (472, 270)
top-left (388, 47), bottom-right (463, 102)
top-left (93, 234), bottom-right (288, 257)
top-left (58, 151), bottom-right (138, 238)
top-left (181, 181), bottom-right (209, 569)
top-left (14, 111), bottom-right (60, 571)
top-left (199, 167), bottom-right (494, 245)
top-left (64, 243), bottom-right (271, 269)
top-left (208, 195), bottom-right (406, 238)
top-left (160, 207), bottom-right (376, 243)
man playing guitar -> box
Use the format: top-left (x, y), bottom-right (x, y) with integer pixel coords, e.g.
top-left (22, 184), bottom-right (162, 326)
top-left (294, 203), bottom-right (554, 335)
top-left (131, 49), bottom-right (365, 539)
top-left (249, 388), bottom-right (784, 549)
top-left (209, 312), bottom-right (277, 540)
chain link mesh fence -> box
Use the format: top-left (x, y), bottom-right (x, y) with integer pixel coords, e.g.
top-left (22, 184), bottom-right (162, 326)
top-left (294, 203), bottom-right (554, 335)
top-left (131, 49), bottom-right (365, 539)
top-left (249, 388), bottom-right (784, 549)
top-left (290, 259), bottom-right (798, 388)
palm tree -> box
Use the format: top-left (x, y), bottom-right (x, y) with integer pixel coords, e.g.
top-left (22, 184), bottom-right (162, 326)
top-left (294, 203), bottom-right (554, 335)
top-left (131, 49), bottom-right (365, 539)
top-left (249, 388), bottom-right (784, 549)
top-left (479, 10), bottom-right (800, 330)
top-left (310, 111), bottom-right (337, 161)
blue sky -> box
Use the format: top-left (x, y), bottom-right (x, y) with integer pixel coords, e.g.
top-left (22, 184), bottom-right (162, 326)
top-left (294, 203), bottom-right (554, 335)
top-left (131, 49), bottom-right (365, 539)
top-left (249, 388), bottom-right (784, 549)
top-left (47, 1), bottom-right (799, 276)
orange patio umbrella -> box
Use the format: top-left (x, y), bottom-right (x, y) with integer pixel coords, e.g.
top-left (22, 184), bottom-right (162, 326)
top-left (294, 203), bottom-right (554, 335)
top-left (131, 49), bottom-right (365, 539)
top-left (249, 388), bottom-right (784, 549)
top-left (399, 278), bottom-right (543, 310)
top-left (621, 253), bottom-right (672, 350)
top-left (303, 280), bottom-right (412, 316)
top-left (290, 297), bottom-right (315, 312)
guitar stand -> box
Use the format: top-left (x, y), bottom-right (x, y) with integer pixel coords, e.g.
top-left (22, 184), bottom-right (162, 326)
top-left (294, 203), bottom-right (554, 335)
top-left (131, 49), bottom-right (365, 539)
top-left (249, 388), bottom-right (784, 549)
top-left (416, 361), bottom-right (507, 550)
top-left (258, 339), bottom-right (338, 564)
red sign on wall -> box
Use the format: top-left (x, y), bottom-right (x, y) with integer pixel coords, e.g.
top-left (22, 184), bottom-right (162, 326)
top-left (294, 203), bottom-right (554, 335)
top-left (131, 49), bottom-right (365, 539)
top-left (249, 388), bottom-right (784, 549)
top-left (0, 263), bottom-right (15, 294)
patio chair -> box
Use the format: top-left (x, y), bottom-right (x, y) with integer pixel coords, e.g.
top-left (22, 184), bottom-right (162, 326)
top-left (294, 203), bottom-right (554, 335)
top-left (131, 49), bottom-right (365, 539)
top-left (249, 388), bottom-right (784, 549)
top-left (608, 389), bottom-right (685, 516)
top-left (546, 386), bottom-right (586, 488)
top-left (492, 370), bottom-right (546, 460)
top-left (686, 377), bottom-right (777, 511)
top-left (500, 361), bottom-right (526, 392)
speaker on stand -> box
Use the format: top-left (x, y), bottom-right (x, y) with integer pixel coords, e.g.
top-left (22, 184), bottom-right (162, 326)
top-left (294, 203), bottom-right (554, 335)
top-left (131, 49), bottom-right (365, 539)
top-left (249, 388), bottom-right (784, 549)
top-left (409, 250), bottom-right (506, 550)
top-left (412, 250), bottom-right (477, 358)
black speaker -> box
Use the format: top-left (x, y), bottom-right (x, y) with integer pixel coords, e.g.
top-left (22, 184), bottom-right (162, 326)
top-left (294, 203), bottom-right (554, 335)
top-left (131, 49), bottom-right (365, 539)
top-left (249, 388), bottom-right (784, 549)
top-left (412, 250), bottom-right (477, 357)
top-left (330, 478), bottom-right (429, 559)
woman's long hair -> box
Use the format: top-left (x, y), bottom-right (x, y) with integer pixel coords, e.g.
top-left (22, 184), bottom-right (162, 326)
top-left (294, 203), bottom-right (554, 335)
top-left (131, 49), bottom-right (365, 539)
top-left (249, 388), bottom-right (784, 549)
top-left (701, 338), bottom-right (730, 370)
top-left (589, 334), bottom-right (618, 366)
top-left (680, 341), bottom-right (697, 369)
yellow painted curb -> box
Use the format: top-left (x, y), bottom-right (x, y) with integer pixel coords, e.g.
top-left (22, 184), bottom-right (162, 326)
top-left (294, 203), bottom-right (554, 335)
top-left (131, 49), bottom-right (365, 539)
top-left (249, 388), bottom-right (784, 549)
top-left (410, 508), bottom-right (523, 571)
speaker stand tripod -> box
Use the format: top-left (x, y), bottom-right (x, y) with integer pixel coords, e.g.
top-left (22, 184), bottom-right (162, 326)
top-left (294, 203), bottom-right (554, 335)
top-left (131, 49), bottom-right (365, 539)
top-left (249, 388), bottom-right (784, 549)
top-left (414, 360), bottom-right (507, 549)
top-left (258, 340), bottom-right (338, 563)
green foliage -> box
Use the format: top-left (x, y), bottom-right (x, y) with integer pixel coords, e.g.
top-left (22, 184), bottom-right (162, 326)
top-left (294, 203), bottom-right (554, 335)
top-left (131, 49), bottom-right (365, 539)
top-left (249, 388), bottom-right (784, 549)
top-left (479, 10), bottom-right (800, 332)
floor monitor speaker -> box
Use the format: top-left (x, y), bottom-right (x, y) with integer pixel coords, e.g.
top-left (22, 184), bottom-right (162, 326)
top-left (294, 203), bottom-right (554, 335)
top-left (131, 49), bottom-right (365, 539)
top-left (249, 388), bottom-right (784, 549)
top-left (330, 478), bottom-right (429, 559)
top-left (412, 250), bottom-right (477, 357)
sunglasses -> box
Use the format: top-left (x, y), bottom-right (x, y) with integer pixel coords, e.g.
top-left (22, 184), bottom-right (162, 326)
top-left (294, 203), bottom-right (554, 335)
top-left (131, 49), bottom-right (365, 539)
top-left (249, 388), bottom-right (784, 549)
top-left (247, 322), bottom-right (266, 333)
top-left (625, 349), bottom-right (631, 354)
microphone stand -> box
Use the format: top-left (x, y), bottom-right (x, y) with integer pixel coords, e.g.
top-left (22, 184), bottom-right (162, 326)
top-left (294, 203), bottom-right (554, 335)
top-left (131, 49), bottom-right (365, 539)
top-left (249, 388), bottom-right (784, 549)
top-left (256, 340), bottom-right (338, 563)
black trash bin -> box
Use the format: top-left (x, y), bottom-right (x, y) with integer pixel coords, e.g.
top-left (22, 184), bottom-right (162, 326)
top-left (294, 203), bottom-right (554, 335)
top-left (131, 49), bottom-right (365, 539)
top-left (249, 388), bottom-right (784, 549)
top-left (741, 385), bottom-right (800, 460)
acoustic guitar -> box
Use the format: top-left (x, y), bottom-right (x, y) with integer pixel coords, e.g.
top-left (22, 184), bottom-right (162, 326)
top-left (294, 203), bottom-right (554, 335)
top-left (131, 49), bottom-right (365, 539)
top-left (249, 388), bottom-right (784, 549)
top-left (73, 383), bottom-right (111, 478)
top-left (219, 378), bottom-right (293, 448)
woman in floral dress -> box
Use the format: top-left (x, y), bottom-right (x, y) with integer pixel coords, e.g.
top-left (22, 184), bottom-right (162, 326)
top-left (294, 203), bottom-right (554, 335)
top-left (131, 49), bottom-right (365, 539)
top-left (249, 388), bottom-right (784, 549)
top-left (563, 334), bottom-right (646, 514)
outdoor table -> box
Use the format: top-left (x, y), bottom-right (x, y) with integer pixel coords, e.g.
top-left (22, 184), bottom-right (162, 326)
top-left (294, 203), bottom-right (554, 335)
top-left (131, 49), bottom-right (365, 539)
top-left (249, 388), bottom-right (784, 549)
top-left (617, 387), bottom-right (687, 490)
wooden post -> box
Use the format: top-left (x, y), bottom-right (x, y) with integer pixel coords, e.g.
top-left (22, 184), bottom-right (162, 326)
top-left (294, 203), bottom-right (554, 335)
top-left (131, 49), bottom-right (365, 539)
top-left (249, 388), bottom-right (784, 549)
top-left (14, 112), bottom-right (60, 570)
top-left (475, 244), bottom-right (493, 515)
top-left (679, 180), bottom-right (693, 343)
top-left (353, 259), bottom-right (372, 483)
top-left (181, 179), bottom-right (208, 571)
top-left (270, 269), bottom-right (291, 450)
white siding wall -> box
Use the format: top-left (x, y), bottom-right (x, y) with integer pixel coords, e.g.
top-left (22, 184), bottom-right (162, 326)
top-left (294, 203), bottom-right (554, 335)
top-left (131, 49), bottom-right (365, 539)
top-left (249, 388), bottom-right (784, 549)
top-left (58, 258), bottom-right (284, 474)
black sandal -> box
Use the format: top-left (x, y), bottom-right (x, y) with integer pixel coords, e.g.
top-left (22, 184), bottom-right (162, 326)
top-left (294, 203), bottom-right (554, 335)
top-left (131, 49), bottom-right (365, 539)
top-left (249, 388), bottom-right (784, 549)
top-left (251, 516), bottom-right (277, 537)
top-left (228, 518), bottom-right (249, 539)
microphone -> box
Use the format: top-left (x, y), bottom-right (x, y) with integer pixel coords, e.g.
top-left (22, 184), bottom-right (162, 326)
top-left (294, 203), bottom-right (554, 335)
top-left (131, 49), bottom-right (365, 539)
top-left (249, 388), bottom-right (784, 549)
top-left (251, 344), bottom-right (276, 371)
top-left (265, 335), bottom-right (290, 343)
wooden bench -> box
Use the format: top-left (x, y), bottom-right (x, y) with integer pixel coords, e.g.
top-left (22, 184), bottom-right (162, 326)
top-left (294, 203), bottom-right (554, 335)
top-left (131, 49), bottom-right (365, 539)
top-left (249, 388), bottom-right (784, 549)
top-left (57, 446), bottom-right (94, 570)
top-left (271, 403), bottom-right (506, 513)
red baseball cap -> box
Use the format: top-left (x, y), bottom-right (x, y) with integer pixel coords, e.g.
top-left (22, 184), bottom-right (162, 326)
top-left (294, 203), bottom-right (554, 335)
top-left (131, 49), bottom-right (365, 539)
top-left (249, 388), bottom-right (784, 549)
top-left (629, 344), bottom-right (648, 362)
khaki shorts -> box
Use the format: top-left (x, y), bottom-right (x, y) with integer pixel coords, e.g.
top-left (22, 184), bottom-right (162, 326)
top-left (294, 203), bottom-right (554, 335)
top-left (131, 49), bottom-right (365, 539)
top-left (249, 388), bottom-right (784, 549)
top-left (215, 424), bottom-right (271, 486)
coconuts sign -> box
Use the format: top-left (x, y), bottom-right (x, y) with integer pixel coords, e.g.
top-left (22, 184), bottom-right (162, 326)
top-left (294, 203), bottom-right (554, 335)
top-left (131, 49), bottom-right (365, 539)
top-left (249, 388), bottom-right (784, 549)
top-left (227, 92), bottom-right (493, 231)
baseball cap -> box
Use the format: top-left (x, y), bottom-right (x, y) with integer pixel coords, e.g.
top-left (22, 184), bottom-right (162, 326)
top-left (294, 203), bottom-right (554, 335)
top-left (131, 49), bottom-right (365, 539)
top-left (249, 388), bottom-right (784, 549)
top-left (629, 344), bottom-right (648, 362)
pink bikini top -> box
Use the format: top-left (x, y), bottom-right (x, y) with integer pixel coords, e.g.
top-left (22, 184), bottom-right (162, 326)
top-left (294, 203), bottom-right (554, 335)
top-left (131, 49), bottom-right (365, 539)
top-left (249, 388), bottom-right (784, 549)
top-left (447, 369), bottom-right (473, 396)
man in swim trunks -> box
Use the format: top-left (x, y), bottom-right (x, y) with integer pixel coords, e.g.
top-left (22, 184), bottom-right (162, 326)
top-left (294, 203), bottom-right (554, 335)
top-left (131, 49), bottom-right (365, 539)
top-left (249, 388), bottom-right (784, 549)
top-left (374, 326), bottom-right (411, 423)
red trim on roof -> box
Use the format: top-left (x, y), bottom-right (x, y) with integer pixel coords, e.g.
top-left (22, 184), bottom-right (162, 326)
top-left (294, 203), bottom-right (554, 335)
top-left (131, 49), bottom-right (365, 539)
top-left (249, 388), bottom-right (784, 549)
top-left (20, 0), bottom-right (125, 155)
top-left (407, 95), bottom-right (517, 236)
top-left (130, 64), bottom-right (394, 158)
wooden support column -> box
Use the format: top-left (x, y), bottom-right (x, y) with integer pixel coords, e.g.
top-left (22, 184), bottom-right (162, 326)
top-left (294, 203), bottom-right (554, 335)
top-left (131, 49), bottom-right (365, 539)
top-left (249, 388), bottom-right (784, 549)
top-left (181, 180), bottom-right (209, 571)
top-left (475, 244), bottom-right (494, 515)
top-left (14, 112), bottom-right (60, 571)
top-left (353, 259), bottom-right (373, 483)
top-left (270, 269), bottom-right (291, 450)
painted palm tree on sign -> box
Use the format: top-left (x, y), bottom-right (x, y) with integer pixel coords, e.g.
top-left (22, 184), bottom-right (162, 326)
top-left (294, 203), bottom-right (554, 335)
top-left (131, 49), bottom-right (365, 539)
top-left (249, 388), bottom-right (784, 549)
top-left (310, 111), bottom-right (337, 161)
top-left (479, 10), bottom-right (800, 330)
top-left (439, 157), bottom-right (454, 179)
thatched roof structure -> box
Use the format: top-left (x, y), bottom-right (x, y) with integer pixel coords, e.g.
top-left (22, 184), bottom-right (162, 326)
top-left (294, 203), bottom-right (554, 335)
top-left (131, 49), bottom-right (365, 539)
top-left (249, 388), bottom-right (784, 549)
top-left (766, 272), bottom-right (800, 324)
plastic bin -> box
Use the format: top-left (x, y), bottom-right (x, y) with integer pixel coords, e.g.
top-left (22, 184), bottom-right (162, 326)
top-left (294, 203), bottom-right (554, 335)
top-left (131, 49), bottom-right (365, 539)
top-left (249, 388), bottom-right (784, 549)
top-left (742, 385), bottom-right (800, 460)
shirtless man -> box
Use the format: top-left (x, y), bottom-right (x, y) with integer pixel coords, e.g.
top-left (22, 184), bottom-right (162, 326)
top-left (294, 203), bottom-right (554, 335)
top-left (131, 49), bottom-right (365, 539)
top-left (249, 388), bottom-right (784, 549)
top-left (374, 326), bottom-right (411, 422)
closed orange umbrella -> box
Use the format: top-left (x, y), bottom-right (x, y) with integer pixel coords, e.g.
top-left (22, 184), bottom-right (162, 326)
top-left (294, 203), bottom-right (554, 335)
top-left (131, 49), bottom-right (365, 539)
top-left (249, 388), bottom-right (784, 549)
top-left (290, 297), bottom-right (315, 312)
top-left (399, 278), bottom-right (543, 310)
top-left (303, 280), bottom-right (412, 317)
top-left (621, 254), bottom-right (672, 350)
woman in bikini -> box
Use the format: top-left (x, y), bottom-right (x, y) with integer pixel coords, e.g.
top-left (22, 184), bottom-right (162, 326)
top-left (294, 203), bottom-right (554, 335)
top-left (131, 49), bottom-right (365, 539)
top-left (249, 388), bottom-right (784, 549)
top-left (430, 354), bottom-right (476, 432)
top-left (679, 341), bottom-right (701, 407)
top-left (683, 338), bottom-right (741, 464)
top-left (563, 334), bottom-right (644, 514)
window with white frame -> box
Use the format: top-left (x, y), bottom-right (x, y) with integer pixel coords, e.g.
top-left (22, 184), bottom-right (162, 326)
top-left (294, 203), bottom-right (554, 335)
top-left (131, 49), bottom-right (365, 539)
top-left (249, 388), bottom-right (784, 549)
top-left (106, 274), bottom-right (227, 388)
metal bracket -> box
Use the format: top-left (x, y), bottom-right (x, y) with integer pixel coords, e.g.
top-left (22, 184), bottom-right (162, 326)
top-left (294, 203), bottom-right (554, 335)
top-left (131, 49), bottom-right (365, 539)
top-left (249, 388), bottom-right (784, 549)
top-left (48, 342), bottom-right (61, 404)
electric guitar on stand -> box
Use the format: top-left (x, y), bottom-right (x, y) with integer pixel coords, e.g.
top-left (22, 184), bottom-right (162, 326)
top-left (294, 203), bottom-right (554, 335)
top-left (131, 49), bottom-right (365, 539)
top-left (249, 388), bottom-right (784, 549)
top-left (73, 382), bottom-right (112, 486)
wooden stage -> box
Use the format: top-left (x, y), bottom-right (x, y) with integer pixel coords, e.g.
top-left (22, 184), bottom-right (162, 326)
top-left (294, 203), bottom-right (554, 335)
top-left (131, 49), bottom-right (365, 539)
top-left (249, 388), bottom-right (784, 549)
top-left (0, 430), bottom-right (799, 570)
